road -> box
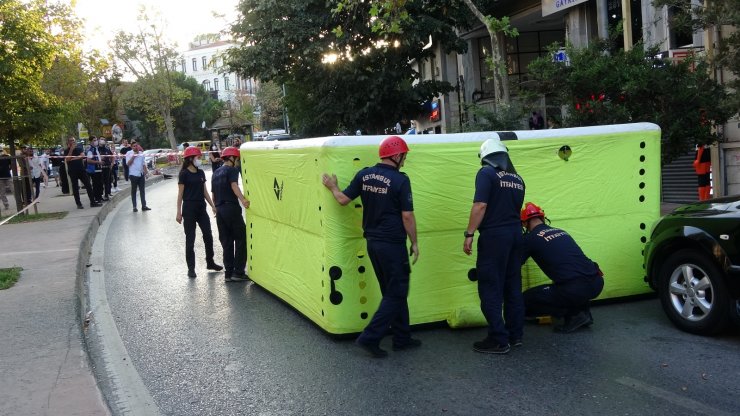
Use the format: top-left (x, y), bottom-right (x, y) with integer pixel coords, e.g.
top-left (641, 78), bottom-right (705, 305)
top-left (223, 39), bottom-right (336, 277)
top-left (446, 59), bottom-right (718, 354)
top-left (90, 172), bottom-right (740, 416)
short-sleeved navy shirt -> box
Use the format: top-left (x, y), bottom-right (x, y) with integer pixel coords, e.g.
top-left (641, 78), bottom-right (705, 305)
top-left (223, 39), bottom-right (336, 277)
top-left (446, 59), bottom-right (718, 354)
top-left (522, 223), bottom-right (599, 283)
top-left (211, 165), bottom-right (240, 206)
top-left (342, 163), bottom-right (413, 243)
top-left (473, 166), bottom-right (525, 230)
top-left (0, 156), bottom-right (11, 178)
top-left (178, 168), bottom-right (207, 206)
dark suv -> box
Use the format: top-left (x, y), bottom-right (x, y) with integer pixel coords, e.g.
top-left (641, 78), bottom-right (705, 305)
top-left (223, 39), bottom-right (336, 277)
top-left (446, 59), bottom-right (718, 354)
top-left (644, 196), bottom-right (740, 335)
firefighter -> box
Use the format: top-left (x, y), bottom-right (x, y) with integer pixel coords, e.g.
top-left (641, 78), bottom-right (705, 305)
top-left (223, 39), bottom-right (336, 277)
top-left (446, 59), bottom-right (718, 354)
top-left (322, 136), bottom-right (420, 358)
top-left (463, 138), bottom-right (525, 354)
top-left (520, 202), bottom-right (604, 333)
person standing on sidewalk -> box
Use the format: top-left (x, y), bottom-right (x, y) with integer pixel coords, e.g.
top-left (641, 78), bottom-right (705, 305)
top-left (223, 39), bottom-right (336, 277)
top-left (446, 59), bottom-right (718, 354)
top-left (64, 136), bottom-right (100, 209)
top-left (28, 148), bottom-right (47, 201)
top-left (0, 150), bottom-right (11, 210)
top-left (175, 146), bottom-right (223, 278)
top-left (463, 138), bottom-right (525, 355)
top-left (520, 202), bottom-right (604, 333)
top-left (322, 136), bottom-right (421, 358)
top-left (126, 142), bottom-right (150, 212)
top-left (211, 147), bottom-right (249, 283)
top-left (86, 137), bottom-right (104, 203)
top-left (109, 142), bottom-right (120, 192)
top-left (99, 138), bottom-right (113, 200)
top-left (120, 139), bottom-right (131, 182)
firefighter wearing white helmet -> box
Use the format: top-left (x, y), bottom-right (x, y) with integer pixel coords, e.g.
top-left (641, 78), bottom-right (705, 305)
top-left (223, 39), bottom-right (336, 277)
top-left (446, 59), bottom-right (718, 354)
top-left (463, 137), bottom-right (526, 354)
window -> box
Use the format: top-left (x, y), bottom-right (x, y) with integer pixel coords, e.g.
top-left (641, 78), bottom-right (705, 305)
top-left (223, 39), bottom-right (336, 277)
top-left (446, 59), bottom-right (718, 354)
top-left (236, 76), bottom-right (241, 90)
top-left (192, 58), bottom-right (197, 71)
top-left (504, 29), bottom-right (564, 86)
top-left (224, 77), bottom-right (230, 91)
top-left (181, 60), bottom-right (186, 73)
top-left (214, 78), bottom-right (219, 91)
top-left (203, 80), bottom-right (211, 90)
top-left (202, 56), bottom-right (207, 70)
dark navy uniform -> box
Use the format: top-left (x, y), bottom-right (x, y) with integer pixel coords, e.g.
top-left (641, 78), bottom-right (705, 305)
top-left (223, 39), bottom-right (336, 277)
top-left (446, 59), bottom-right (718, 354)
top-left (178, 168), bottom-right (216, 271)
top-left (99, 145), bottom-right (113, 198)
top-left (212, 165), bottom-right (246, 277)
top-left (343, 163), bottom-right (414, 347)
top-left (474, 166), bottom-right (525, 346)
top-left (521, 223), bottom-right (604, 318)
top-left (65, 145), bottom-right (96, 207)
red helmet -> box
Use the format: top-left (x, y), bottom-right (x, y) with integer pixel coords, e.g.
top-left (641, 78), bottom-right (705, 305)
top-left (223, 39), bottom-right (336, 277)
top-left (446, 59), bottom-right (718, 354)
top-left (521, 202), bottom-right (545, 222)
top-left (183, 146), bottom-right (201, 158)
top-left (378, 136), bottom-right (409, 158)
top-left (222, 147), bottom-right (239, 159)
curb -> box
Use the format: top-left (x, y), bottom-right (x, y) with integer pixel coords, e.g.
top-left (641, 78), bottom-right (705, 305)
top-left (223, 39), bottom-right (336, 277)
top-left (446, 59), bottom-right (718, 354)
top-left (74, 175), bottom-right (165, 413)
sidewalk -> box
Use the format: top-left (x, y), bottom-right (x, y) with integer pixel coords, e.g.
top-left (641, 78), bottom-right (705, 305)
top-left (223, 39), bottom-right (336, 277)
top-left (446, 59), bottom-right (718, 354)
top-left (0, 172), bottom-right (165, 416)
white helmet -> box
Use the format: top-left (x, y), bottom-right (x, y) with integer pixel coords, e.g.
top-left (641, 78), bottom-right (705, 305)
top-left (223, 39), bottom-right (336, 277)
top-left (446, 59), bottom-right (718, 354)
top-left (479, 138), bottom-right (508, 159)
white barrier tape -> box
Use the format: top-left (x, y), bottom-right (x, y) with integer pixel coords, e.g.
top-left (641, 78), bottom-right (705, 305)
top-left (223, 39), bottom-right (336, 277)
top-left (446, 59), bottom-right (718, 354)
top-left (0, 183), bottom-right (45, 227)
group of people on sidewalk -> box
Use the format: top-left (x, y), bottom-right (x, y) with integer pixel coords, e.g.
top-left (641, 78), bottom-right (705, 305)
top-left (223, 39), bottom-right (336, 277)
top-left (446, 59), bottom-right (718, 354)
top-left (58, 136), bottom-right (150, 212)
top-left (175, 143), bottom-right (249, 283)
top-left (321, 136), bottom-right (604, 358)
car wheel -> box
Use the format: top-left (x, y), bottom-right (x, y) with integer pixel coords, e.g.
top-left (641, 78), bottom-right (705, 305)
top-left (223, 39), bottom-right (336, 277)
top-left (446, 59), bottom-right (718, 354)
top-left (658, 249), bottom-right (730, 335)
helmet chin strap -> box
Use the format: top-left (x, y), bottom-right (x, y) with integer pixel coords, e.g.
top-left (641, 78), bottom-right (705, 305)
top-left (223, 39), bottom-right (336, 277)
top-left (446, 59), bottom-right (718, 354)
top-left (388, 153), bottom-right (404, 169)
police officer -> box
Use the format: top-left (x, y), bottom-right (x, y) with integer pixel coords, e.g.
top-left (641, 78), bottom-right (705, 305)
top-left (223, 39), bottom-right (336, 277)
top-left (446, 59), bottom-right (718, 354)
top-left (64, 136), bottom-right (99, 209)
top-left (98, 138), bottom-right (113, 200)
top-left (86, 136), bottom-right (104, 203)
top-left (520, 202), bottom-right (604, 333)
top-left (322, 136), bottom-right (420, 358)
top-left (211, 147), bottom-right (249, 283)
top-left (463, 138), bottom-right (525, 354)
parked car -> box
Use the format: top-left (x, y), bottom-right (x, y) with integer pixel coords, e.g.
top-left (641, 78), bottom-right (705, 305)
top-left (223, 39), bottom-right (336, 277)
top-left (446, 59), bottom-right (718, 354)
top-left (644, 196), bottom-right (740, 335)
top-left (143, 148), bottom-right (168, 169)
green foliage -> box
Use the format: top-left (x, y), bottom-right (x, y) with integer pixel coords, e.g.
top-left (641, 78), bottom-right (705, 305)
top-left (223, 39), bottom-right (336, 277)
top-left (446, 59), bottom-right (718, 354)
top-left (256, 82), bottom-right (284, 132)
top-left (0, 0), bottom-right (84, 146)
top-left (226, 0), bottom-right (467, 136)
top-left (526, 40), bottom-right (731, 162)
top-left (170, 73), bottom-right (224, 140)
top-left (457, 103), bottom-right (526, 132)
top-left (0, 267), bottom-right (22, 290)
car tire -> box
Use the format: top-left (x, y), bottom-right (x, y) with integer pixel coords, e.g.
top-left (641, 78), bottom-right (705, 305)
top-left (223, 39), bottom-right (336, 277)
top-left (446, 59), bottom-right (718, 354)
top-left (658, 249), bottom-right (730, 335)
top-left (729, 299), bottom-right (740, 329)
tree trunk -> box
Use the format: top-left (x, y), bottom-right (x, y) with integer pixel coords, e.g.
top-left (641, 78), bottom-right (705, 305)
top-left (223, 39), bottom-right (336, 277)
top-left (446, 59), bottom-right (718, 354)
top-left (461, 0), bottom-right (510, 108)
top-left (163, 111), bottom-right (177, 150)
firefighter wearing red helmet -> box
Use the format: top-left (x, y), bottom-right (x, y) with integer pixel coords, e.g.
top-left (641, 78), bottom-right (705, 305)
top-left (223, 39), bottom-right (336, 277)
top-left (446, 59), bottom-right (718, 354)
top-left (176, 146), bottom-right (222, 278)
top-left (463, 138), bottom-right (525, 354)
top-left (520, 202), bottom-right (604, 333)
top-left (211, 146), bottom-right (250, 282)
top-left (322, 135), bottom-right (420, 358)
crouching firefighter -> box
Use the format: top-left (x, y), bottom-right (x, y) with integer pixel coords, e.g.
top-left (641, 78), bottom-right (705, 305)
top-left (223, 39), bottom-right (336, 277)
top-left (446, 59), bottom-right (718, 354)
top-left (520, 202), bottom-right (604, 333)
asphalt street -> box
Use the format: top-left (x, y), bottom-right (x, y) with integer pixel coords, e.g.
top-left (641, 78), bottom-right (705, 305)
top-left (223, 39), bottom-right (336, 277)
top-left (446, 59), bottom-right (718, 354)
top-left (90, 172), bottom-right (740, 416)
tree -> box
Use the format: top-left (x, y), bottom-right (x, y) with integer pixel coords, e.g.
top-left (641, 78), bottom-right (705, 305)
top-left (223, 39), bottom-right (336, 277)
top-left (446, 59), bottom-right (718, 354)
top-left (526, 40), bottom-right (731, 162)
top-left (334, 0), bottom-right (517, 108)
top-left (255, 82), bottom-right (284, 132)
top-left (0, 0), bottom-right (84, 148)
top-left (110, 7), bottom-right (189, 149)
top-left (170, 73), bottom-right (224, 140)
top-left (226, 0), bottom-right (467, 136)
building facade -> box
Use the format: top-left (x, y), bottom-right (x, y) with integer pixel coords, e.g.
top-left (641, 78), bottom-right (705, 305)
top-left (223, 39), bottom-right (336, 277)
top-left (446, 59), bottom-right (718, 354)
top-left (178, 39), bottom-right (258, 112)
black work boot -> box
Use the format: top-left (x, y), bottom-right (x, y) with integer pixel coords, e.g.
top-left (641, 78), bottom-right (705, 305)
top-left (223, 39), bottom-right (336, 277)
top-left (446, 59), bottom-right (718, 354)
top-left (554, 311), bottom-right (591, 333)
top-left (355, 339), bottom-right (388, 358)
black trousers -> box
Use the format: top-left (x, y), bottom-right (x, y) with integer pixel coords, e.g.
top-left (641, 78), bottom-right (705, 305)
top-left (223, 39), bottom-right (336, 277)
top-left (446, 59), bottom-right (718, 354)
top-left (216, 203), bottom-right (247, 277)
top-left (59, 163), bottom-right (69, 194)
top-left (183, 202), bottom-right (215, 271)
top-left (523, 275), bottom-right (604, 318)
top-left (356, 239), bottom-right (411, 346)
top-left (129, 175), bottom-right (146, 208)
top-left (122, 163), bottom-right (129, 181)
top-left (90, 171), bottom-right (103, 201)
top-left (67, 169), bottom-right (95, 206)
top-left (102, 166), bottom-right (112, 196)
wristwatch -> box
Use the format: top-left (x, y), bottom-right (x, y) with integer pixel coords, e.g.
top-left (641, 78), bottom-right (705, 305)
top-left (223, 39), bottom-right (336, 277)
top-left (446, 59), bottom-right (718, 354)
top-left (463, 231), bottom-right (475, 238)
